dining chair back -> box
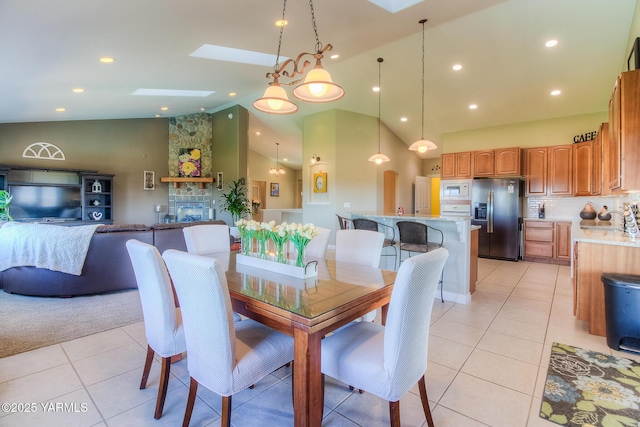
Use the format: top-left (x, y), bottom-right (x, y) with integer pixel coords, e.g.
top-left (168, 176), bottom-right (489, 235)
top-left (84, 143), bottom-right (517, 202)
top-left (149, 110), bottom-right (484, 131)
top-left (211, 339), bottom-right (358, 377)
top-left (335, 229), bottom-right (384, 269)
top-left (182, 224), bottom-right (230, 255)
top-left (305, 226), bottom-right (331, 260)
top-left (336, 214), bottom-right (352, 230)
top-left (321, 248), bottom-right (449, 427)
top-left (352, 218), bottom-right (398, 270)
top-left (125, 239), bottom-right (186, 419)
top-left (162, 249), bottom-right (294, 427)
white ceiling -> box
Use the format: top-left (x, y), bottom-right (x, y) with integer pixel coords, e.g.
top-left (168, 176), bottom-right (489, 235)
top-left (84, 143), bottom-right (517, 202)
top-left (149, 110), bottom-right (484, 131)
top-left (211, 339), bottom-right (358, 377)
top-left (0, 0), bottom-right (635, 168)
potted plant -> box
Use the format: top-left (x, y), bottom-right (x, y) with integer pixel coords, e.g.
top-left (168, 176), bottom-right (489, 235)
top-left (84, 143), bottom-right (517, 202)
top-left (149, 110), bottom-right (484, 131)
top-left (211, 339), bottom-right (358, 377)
top-left (220, 178), bottom-right (251, 223)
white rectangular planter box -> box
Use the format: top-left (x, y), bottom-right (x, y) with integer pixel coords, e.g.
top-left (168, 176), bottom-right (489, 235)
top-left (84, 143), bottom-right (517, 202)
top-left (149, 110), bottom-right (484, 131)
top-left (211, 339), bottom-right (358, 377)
top-left (236, 253), bottom-right (318, 279)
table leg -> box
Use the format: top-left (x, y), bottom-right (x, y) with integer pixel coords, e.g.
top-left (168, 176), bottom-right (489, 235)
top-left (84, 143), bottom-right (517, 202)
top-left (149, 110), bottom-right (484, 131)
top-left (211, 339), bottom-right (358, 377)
top-left (293, 328), bottom-right (323, 427)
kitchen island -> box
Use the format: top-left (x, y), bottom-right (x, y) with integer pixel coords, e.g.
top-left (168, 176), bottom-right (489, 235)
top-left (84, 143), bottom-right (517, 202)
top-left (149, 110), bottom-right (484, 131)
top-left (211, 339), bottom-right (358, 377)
top-left (350, 212), bottom-right (474, 304)
top-left (573, 225), bottom-right (640, 336)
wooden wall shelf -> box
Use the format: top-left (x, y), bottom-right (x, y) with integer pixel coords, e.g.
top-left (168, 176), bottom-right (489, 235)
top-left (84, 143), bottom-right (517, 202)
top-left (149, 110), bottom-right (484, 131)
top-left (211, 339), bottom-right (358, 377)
top-left (160, 177), bottom-right (213, 189)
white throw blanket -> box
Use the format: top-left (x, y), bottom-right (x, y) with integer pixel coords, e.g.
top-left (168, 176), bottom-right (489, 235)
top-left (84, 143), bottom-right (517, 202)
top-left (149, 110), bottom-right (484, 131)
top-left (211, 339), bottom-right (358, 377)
top-left (0, 222), bottom-right (102, 275)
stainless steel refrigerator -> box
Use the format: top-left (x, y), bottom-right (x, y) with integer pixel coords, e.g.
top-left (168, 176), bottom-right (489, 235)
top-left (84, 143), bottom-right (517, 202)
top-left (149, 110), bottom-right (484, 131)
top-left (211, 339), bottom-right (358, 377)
top-left (471, 178), bottom-right (523, 261)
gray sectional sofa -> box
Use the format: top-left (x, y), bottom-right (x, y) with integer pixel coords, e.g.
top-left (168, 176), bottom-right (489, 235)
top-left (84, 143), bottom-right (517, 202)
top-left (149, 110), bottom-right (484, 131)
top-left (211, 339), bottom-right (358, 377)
top-left (0, 220), bottom-right (230, 297)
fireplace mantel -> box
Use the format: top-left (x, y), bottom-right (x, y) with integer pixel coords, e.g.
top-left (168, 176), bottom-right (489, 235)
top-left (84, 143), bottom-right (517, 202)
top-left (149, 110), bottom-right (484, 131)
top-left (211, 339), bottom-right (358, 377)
top-left (160, 177), bottom-right (213, 189)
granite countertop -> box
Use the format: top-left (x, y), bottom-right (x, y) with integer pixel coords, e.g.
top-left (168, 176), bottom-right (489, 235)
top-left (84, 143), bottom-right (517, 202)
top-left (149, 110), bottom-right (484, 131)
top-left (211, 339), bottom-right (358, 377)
top-left (573, 224), bottom-right (640, 247)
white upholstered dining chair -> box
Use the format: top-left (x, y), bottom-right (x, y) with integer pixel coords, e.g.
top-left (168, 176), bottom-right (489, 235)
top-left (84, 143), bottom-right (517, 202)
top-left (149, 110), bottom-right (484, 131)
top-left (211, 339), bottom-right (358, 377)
top-left (321, 248), bottom-right (448, 427)
top-left (162, 249), bottom-right (295, 427)
top-left (335, 229), bottom-right (385, 323)
top-left (182, 224), bottom-right (230, 255)
top-left (304, 226), bottom-right (331, 260)
top-left (125, 239), bottom-right (187, 420)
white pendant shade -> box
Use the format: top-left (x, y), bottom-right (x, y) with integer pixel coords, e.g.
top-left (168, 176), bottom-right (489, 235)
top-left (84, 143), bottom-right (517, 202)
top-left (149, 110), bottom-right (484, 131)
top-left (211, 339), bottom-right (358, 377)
top-left (253, 84), bottom-right (298, 114)
top-left (293, 66), bottom-right (344, 102)
top-left (368, 152), bottom-right (390, 164)
top-left (409, 139), bottom-right (438, 153)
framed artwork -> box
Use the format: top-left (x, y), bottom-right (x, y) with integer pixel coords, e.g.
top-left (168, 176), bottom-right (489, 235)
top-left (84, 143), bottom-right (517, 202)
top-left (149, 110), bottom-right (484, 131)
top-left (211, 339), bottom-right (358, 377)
top-left (178, 148), bottom-right (201, 177)
top-left (270, 183), bottom-right (280, 197)
top-left (313, 172), bottom-right (327, 193)
top-left (143, 170), bottom-right (155, 190)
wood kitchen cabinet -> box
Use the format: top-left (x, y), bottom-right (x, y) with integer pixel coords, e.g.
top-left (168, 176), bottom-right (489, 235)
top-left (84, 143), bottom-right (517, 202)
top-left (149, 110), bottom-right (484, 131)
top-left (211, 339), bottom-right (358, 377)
top-left (592, 123), bottom-right (604, 196)
top-left (573, 140), bottom-right (592, 196)
top-left (441, 152), bottom-right (472, 179)
top-left (494, 147), bottom-right (521, 175)
top-left (473, 147), bottom-right (521, 177)
top-left (524, 147), bottom-right (547, 196)
top-left (574, 241), bottom-right (640, 336)
top-left (525, 145), bottom-right (573, 196)
top-left (608, 69), bottom-right (640, 191)
top-left (473, 150), bottom-right (494, 176)
top-left (523, 220), bottom-right (570, 265)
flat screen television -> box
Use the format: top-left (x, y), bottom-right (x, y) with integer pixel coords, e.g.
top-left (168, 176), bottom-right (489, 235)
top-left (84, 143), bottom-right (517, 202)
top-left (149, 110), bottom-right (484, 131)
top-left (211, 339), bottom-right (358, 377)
top-left (8, 184), bottom-right (82, 221)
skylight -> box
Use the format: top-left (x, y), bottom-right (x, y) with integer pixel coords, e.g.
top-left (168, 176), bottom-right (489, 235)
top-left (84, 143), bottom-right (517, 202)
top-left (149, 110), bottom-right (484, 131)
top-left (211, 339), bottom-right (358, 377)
top-left (367, 0), bottom-right (424, 13)
top-left (132, 89), bottom-right (215, 97)
top-left (189, 44), bottom-right (287, 67)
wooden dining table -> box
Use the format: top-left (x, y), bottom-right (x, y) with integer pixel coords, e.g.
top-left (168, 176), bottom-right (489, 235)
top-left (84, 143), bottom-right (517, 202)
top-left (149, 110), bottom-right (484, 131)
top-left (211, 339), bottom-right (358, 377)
top-left (217, 252), bottom-right (396, 427)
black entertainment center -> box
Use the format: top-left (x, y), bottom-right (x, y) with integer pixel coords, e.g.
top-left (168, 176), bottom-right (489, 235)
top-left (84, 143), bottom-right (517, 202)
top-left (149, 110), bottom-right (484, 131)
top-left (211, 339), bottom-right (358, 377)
top-left (0, 165), bottom-right (114, 225)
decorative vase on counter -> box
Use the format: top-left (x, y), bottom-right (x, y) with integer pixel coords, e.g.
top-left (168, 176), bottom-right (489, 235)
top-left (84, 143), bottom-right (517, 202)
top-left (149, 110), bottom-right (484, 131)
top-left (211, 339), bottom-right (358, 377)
top-left (579, 202), bottom-right (597, 220)
top-left (598, 205), bottom-right (612, 221)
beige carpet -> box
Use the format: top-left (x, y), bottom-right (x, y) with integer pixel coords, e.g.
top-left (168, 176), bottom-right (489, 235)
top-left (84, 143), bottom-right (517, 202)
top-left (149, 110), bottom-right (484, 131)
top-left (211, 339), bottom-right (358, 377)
top-left (0, 289), bottom-right (143, 358)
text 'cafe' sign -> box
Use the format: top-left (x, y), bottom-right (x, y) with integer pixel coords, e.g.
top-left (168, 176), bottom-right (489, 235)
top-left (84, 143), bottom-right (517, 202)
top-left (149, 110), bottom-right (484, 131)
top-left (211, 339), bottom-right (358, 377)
top-left (573, 131), bottom-right (597, 143)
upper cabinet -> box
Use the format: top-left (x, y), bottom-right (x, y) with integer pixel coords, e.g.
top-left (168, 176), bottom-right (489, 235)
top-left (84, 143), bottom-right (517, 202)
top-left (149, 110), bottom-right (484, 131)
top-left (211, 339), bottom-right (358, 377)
top-left (443, 147), bottom-right (520, 179)
top-left (473, 150), bottom-right (495, 176)
top-left (494, 147), bottom-right (521, 175)
top-left (441, 152), bottom-right (472, 179)
top-left (573, 140), bottom-right (593, 197)
top-left (525, 147), bottom-right (547, 196)
top-left (525, 144), bottom-right (573, 196)
top-left (608, 69), bottom-right (640, 191)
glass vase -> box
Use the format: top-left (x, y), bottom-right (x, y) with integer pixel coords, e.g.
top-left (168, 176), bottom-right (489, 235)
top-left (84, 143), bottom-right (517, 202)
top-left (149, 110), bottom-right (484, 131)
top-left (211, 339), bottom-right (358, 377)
top-left (275, 243), bottom-right (286, 263)
top-left (257, 237), bottom-right (268, 259)
top-left (295, 245), bottom-right (305, 268)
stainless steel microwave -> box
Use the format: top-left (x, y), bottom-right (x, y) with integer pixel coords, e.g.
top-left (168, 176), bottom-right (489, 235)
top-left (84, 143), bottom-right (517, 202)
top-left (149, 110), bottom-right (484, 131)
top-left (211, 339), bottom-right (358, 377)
top-left (441, 180), bottom-right (472, 199)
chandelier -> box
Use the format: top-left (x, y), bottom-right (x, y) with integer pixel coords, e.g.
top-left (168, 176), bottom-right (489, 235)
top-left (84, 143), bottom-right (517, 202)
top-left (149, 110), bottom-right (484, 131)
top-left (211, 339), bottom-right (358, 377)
top-left (368, 58), bottom-right (390, 164)
top-left (253, 0), bottom-right (344, 115)
top-left (408, 19), bottom-right (438, 153)
top-left (269, 143), bottom-right (286, 175)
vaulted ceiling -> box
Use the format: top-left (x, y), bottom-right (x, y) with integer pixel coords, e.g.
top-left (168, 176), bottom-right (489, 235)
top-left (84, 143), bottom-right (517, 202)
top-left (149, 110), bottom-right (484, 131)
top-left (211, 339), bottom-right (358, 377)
top-left (0, 0), bottom-right (635, 167)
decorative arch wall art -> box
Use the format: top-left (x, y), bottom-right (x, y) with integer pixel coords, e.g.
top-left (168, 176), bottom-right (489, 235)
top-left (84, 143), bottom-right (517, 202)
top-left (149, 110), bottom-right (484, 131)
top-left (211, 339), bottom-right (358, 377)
top-left (22, 142), bottom-right (66, 161)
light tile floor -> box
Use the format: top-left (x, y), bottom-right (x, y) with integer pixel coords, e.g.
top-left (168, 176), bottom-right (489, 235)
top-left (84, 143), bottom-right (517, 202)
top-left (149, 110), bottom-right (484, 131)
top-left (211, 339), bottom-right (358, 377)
top-left (2, 257), bottom-right (639, 426)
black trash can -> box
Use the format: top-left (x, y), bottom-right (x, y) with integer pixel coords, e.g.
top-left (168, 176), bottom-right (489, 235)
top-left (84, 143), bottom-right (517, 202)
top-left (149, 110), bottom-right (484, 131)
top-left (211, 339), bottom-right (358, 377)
top-left (602, 273), bottom-right (640, 354)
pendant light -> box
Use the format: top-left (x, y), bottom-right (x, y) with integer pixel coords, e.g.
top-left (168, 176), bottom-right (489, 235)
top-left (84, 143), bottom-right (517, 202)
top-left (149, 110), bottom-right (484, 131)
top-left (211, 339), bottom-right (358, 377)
top-left (409, 19), bottom-right (438, 153)
top-left (269, 143), bottom-right (286, 175)
top-left (254, 0), bottom-right (343, 114)
top-left (253, 0), bottom-right (298, 114)
top-left (368, 58), bottom-right (390, 164)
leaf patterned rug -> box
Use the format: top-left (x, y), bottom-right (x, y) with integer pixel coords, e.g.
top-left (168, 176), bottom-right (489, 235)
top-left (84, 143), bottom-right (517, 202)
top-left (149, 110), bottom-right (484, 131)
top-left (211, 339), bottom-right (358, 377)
top-left (541, 342), bottom-right (640, 426)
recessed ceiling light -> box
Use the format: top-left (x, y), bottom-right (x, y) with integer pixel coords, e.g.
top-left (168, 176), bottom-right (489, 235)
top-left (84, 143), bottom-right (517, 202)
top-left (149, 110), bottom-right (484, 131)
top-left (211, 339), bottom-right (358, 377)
top-left (72, 88), bottom-right (84, 93)
top-left (275, 19), bottom-right (288, 27)
top-left (155, 114), bottom-right (162, 117)
top-left (161, 107), bottom-right (169, 111)
top-left (283, 158), bottom-right (288, 162)
top-left (229, 92), bottom-right (236, 96)
top-left (373, 86), bottom-right (380, 92)
top-left (99, 57), bottom-right (114, 63)
top-left (55, 108), bottom-right (66, 112)
top-left (469, 104), bottom-right (478, 110)
top-left (452, 64), bottom-right (462, 71)
top-left (200, 108), bottom-right (206, 111)
top-left (400, 117), bottom-right (408, 122)
top-left (330, 54), bottom-right (339, 59)
top-left (551, 90), bottom-right (562, 96)
top-left (256, 131), bottom-right (261, 136)
top-left (545, 39), bottom-right (558, 48)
